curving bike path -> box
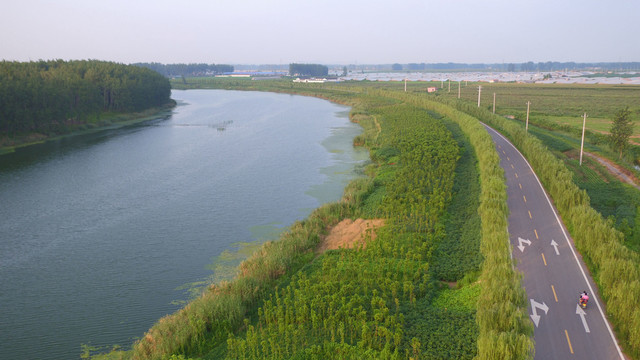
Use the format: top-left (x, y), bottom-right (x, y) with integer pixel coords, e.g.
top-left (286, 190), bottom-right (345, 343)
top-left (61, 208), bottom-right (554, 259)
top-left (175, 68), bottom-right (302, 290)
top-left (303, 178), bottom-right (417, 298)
top-left (484, 124), bottom-right (626, 360)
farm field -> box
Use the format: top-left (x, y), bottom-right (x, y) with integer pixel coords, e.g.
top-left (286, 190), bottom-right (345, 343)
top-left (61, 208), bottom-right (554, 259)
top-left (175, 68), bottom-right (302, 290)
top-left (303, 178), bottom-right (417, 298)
top-left (338, 79), bottom-right (640, 141)
top-left (437, 82), bottom-right (640, 139)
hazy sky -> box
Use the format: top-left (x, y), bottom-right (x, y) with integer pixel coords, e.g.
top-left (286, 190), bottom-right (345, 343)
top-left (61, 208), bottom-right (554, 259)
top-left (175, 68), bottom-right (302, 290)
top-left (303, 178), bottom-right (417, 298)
top-left (2, 0), bottom-right (639, 65)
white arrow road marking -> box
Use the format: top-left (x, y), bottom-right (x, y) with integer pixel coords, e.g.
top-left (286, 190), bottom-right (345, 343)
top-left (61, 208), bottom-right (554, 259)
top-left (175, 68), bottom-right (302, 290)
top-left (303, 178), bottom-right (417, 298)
top-left (530, 299), bottom-right (549, 327)
top-left (550, 239), bottom-right (560, 255)
top-left (576, 304), bottom-right (591, 333)
top-left (517, 237), bottom-right (532, 252)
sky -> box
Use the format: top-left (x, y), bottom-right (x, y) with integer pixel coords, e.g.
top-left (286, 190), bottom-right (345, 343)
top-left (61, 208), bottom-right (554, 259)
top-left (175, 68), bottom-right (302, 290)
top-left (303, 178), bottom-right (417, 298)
top-left (2, 0), bottom-right (639, 65)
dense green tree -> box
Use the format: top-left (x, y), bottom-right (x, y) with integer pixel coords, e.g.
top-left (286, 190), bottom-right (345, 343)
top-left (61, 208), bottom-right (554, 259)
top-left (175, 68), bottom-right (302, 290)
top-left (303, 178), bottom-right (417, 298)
top-left (289, 63), bottom-right (328, 77)
top-left (609, 106), bottom-right (634, 159)
top-left (520, 61), bottom-right (535, 72)
top-left (0, 60), bottom-right (172, 136)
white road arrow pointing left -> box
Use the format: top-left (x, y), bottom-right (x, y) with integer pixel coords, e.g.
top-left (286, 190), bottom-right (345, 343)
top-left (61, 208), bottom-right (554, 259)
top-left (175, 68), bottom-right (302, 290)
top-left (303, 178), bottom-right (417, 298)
top-left (530, 299), bottom-right (549, 327)
top-left (518, 237), bottom-right (532, 252)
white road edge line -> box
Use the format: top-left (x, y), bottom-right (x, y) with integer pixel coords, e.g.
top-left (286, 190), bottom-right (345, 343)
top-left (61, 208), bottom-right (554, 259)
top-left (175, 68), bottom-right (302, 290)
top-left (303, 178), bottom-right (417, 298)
top-left (483, 123), bottom-right (624, 359)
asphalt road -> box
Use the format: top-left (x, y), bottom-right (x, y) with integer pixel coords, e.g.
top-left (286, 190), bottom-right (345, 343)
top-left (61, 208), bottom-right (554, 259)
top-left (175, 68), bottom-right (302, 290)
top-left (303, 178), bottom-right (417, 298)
top-left (484, 124), bottom-right (625, 360)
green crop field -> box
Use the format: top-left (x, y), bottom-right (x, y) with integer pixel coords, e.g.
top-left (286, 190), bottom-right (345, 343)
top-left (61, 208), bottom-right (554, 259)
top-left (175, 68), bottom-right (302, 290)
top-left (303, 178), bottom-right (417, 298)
top-left (436, 82), bottom-right (640, 138)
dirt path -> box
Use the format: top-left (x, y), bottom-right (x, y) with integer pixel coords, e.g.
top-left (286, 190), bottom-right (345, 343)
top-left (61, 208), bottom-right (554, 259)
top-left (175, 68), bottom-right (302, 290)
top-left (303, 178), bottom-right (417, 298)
top-left (584, 152), bottom-right (640, 191)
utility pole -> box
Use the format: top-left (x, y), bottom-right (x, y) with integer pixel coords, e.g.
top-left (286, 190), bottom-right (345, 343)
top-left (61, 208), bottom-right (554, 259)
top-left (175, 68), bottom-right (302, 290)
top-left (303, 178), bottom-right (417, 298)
top-left (441, 79), bottom-right (444, 89)
top-left (477, 85), bottom-right (482, 107)
top-left (493, 93), bottom-right (496, 114)
top-left (458, 81), bottom-right (461, 99)
top-left (580, 112), bottom-right (587, 165)
top-left (526, 101), bottom-right (531, 131)
top-left (448, 79), bottom-right (451, 92)
top-left (404, 78), bottom-right (407, 92)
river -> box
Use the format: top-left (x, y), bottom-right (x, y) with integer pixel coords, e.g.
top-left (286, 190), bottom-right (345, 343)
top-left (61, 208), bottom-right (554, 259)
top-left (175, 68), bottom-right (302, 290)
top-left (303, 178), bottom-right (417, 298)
top-left (0, 89), bottom-right (367, 359)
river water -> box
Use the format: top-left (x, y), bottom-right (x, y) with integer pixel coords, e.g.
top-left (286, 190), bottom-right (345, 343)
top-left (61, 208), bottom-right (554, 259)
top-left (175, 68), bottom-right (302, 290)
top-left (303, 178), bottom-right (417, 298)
top-left (0, 90), bottom-right (367, 359)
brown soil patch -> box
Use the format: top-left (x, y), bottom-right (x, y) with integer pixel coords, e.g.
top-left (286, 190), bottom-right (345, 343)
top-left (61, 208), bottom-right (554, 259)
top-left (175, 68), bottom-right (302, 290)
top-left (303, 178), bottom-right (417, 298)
top-left (317, 218), bottom-right (385, 253)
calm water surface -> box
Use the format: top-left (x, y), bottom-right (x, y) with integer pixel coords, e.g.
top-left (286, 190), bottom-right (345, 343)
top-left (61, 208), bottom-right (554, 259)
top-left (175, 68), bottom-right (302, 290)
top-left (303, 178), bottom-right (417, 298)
top-left (0, 90), bottom-right (367, 359)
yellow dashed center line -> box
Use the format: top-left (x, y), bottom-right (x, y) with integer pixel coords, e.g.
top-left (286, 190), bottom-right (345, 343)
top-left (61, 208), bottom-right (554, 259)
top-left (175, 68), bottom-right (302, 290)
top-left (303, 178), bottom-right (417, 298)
top-left (507, 156), bottom-right (510, 161)
top-left (515, 173), bottom-right (519, 178)
top-left (519, 183), bottom-right (522, 189)
top-left (542, 253), bottom-right (547, 266)
top-left (511, 164), bottom-right (514, 169)
top-left (523, 195), bottom-right (527, 203)
top-left (551, 285), bottom-right (558, 302)
top-left (565, 330), bottom-right (574, 354)
top-left (528, 210), bottom-right (532, 219)
top-left (534, 229), bottom-right (539, 239)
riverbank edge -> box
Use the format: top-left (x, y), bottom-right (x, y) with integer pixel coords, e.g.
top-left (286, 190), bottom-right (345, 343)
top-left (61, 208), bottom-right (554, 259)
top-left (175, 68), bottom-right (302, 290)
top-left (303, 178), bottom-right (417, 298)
top-left (91, 83), bottom-right (527, 359)
top-left (83, 83), bottom-right (535, 360)
top-left (120, 88), bottom-right (376, 359)
top-left (0, 100), bottom-right (177, 155)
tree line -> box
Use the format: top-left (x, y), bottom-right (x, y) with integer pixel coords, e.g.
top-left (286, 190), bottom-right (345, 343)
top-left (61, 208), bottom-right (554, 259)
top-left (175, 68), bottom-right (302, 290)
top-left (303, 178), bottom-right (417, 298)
top-left (289, 63), bottom-right (329, 77)
top-left (134, 62), bottom-right (234, 77)
top-left (0, 60), bottom-right (171, 136)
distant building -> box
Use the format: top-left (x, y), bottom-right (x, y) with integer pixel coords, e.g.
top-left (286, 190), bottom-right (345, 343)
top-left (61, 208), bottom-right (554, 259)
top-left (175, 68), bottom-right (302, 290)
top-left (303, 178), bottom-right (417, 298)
top-left (215, 74), bottom-right (251, 78)
top-left (293, 78), bottom-right (326, 83)
top-left (427, 87), bottom-right (437, 93)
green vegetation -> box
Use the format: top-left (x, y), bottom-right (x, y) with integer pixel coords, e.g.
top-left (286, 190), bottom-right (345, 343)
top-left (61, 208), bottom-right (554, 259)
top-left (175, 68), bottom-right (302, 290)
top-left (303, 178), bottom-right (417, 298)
top-left (433, 114), bottom-right (482, 282)
top-left (0, 60), bottom-right (172, 148)
top-left (610, 107), bottom-right (634, 159)
top-left (438, 82), bottom-right (640, 121)
top-left (386, 92), bottom-right (534, 359)
top-left (289, 63), bottom-right (329, 77)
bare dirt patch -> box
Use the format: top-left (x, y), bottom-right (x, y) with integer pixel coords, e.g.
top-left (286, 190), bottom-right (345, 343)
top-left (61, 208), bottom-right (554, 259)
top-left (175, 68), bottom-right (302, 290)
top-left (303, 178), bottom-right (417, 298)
top-left (317, 218), bottom-right (385, 253)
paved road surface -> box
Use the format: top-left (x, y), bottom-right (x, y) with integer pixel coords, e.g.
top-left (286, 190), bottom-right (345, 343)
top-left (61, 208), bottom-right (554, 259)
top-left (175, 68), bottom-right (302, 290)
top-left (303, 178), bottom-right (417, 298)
top-left (485, 124), bottom-right (625, 360)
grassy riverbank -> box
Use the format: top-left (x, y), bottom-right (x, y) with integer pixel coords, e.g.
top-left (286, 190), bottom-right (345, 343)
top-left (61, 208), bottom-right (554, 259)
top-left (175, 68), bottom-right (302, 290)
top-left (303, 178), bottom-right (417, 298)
top-left (0, 101), bottom-right (176, 155)
top-left (85, 80), bottom-right (535, 360)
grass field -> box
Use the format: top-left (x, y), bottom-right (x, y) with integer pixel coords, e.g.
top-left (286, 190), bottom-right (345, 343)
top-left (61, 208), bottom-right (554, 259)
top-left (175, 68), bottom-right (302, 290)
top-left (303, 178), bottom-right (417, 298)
top-left (435, 82), bottom-right (640, 136)
top-left (339, 79), bottom-right (640, 137)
